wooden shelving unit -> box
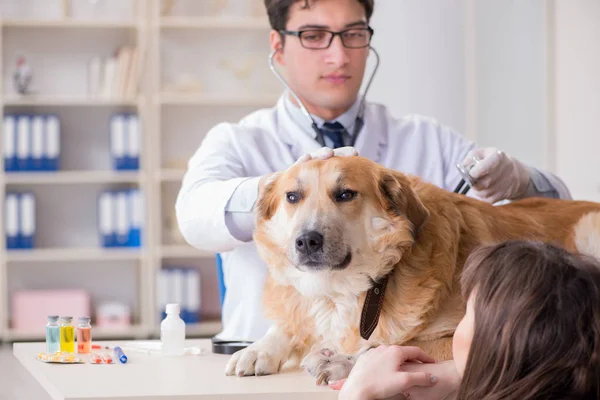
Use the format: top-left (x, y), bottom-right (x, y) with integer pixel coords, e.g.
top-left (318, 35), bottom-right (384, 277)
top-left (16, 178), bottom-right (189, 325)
top-left (1, 19), bottom-right (138, 30)
top-left (3, 95), bottom-right (140, 107)
top-left (5, 171), bottom-right (143, 185)
top-left (157, 244), bottom-right (214, 260)
top-left (157, 92), bottom-right (278, 107)
top-left (159, 16), bottom-right (269, 30)
top-left (5, 247), bottom-right (143, 263)
top-left (0, 0), bottom-right (275, 342)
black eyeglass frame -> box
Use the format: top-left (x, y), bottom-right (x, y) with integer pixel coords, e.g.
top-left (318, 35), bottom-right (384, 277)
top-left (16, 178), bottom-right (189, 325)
top-left (278, 26), bottom-right (374, 49)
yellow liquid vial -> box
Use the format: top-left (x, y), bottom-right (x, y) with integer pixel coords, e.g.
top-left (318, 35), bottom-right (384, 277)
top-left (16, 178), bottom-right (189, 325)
top-left (60, 323), bottom-right (75, 353)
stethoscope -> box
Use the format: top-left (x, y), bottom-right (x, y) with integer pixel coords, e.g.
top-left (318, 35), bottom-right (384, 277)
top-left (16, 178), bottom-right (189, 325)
top-left (212, 48), bottom-right (380, 356)
top-left (453, 155), bottom-right (482, 194)
top-left (268, 46), bottom-right (381, 147)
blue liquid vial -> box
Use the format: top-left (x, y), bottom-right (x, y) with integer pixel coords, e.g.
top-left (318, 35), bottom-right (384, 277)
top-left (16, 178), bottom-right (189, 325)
top-left (46, 315), bottom-right (60, 353)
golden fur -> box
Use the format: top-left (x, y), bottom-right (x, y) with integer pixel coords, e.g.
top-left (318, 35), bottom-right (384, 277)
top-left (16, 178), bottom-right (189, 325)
top-left (225, 156), bottom-right (600, 382)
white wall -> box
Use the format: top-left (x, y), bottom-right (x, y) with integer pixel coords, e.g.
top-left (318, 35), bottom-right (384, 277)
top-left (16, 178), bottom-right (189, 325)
top-left (553, 0), bottom-right (600, 202)
top-left (474, 0), bottom-right (548, 169)
top-left (367, 0), bottom-right (550, 171)
top-left (367, 0), bottom-right (467, 135)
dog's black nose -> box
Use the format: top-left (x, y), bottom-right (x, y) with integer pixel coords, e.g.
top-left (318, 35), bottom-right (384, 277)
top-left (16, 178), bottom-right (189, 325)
top-left (295, 231), bottom-right (324, 255)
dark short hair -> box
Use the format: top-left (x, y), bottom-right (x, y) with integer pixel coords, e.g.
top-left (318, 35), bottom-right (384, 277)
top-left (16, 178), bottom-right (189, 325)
top-left (264, 0), bottom-right (375, 31)
top-left (457, 240), bottom-right (600, 400)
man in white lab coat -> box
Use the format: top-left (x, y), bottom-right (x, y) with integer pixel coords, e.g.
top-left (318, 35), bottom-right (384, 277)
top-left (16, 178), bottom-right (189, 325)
top-left (175, 0), bottom-right (571, 342)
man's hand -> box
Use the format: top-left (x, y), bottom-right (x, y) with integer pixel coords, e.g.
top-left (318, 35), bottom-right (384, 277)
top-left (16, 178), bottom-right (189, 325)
top-left (462, 147), bottom-right (530, 204)
top-left (259, 146), bottom-right (359, 194)
top-left (294, 146), bottom-right (358, 165)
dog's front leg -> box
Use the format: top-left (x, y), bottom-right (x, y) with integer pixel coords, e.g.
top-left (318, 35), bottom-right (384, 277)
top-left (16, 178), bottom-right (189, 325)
top-left (224, 325), bottom-right (293, 377)
top-left (301, 342), bottom-right (375, 385)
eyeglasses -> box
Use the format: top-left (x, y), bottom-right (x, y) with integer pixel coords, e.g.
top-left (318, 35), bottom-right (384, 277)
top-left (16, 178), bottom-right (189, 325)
top-left (279, 27), bottom-right (374, 49)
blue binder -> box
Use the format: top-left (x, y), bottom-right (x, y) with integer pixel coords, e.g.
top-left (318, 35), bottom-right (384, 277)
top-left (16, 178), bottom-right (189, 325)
top-left (19, 192), bottom-right (35, 249)
top-left (44, 114), bottom-right (60, 171)
top-left (98, 191), bottom-right (116, 248)
top-left (5, 193), bottom-right (20, 249)
top-left (31, 115), bottom-right (45, 171)
top-left (110, 114), bottom-right (127, 170)
top-left (16, 115), bottom-right (31, 171)
top-left (114, 190), bottom-right (129, 247)
top-left (127, 189), bottom-right (143, 247)
top-left (3, 115), bottom-right (17, 172)
top-left (125, 114), bottom-right (140, 171)
top-left (183, 268), bottom-right (201, 324)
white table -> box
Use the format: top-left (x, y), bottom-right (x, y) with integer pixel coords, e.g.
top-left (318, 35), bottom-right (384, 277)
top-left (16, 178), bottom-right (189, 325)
top-left (13, 339), bottom-right (337, 400)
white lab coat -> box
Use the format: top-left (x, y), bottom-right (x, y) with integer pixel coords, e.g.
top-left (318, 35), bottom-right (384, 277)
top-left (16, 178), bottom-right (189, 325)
top-left (176, 94), bottom-right (567, 342)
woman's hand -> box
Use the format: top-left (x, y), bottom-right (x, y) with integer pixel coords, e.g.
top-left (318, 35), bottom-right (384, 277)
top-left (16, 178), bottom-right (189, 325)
top-left (400, 360), bottom-right (461, 400)
top-left (331, 345), bottom-right (438, 400)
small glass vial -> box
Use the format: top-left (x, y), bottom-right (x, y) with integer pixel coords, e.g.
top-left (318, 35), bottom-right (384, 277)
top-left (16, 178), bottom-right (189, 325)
top-left (45, 315), bottom-right (60, 353)
top-left (160, 303), bottom-right (185, 356)
top-left (77, 316), bottom-right (92, 354)
top-left (59, 316), bottom-right (75, 353)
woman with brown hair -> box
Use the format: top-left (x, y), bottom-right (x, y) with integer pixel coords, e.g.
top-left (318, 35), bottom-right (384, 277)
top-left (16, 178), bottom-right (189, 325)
top-left (332, 240), bottom-right (600, 399)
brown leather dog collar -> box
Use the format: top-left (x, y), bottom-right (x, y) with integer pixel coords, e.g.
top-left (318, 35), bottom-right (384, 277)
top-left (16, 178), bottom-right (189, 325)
top-left (360, 275), bottom-right (389, 340)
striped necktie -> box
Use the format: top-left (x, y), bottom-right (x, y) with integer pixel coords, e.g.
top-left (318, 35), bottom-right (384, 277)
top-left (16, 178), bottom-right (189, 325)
top-left (321, 122), bottom-right (346, 148)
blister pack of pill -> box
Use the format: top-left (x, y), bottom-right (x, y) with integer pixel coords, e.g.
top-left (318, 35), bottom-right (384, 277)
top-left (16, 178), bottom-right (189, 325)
top-left (36, 352), bottom-right (85, 364)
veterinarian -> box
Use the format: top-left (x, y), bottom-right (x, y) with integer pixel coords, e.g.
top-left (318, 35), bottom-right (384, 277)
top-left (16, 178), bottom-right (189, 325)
top-left (175, 0), bottom-right (572, 342)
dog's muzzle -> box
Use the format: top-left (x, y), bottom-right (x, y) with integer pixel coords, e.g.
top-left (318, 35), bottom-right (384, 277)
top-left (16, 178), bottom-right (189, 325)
top-left (294, 230), bottom-right (351, 270)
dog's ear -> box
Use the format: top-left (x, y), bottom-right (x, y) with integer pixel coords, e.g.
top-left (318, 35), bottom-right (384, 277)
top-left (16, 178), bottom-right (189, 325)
top-left (377, 172), bottom-right (429, 238)
top-left (255, 172), bottom-right (281, 222)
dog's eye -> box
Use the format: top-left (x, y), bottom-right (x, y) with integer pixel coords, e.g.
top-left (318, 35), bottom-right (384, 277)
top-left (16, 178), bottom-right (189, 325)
top-left (286, 192), bottom-right (301, 204)
top-left (336, 190), bottom-right (357, 202)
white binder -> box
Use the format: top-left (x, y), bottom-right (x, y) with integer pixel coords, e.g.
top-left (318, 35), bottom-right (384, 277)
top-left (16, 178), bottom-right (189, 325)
top-left (185, 268), bottom-right (201, 323)
top-left (172, 268), bottom-right (185, 308)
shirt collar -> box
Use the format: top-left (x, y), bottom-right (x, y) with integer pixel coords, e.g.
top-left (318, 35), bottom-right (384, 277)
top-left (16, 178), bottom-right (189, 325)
top-left (282, 91), bottom-right (363, 140)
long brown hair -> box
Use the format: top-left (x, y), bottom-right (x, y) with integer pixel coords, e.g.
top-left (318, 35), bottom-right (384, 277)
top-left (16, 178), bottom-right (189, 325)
top-left (456, 240), bottom-right (600, 400)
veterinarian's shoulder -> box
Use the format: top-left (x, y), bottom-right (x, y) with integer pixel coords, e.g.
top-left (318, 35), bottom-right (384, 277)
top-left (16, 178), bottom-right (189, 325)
top-left (201, 105), bottom-right (284, 150)
top-left (365, 101), bottom-right (471, 148)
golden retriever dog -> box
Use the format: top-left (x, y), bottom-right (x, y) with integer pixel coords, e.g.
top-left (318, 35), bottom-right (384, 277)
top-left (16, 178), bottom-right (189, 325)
top-left (224, 155), bottom-right (600, 384)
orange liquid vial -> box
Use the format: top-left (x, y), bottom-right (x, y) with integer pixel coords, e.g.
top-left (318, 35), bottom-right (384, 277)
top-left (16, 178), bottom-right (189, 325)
top-left (77, 317), bottom-right (92, 354)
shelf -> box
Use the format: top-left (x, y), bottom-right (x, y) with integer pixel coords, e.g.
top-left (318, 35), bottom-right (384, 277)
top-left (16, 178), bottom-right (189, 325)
top-left (185, 320), bottom-right (222, 337)
top-left (1, 19), bottom-right (138, 29)
top-left (5, 171), bottom-right (142, 185)
top-left (159, 168), bottom-right (185, 182)
top-left (6, 247), bottom-right (142, 263)
top-left (160, 16), bottom-right (269, 30)
top-left (158, 92), bottom-right (279, 107)
top-left (3, 95), bottom-right (139, 107)
top-left (5, 325), bottom-right (147, 342)
top-left (159, 244), bottom-right (214, 259)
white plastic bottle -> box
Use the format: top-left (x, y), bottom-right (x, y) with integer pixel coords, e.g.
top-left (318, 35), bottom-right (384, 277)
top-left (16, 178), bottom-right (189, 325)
top-left (160, 303), bottom-right (186, 356)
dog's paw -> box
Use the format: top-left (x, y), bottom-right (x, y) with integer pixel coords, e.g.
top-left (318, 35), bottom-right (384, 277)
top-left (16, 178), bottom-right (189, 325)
top-left (300, 347), bottom-right (356, 385)
top-left (224, 344), bottom-right (284, 377)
